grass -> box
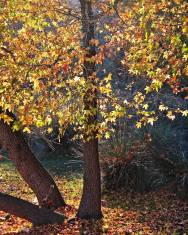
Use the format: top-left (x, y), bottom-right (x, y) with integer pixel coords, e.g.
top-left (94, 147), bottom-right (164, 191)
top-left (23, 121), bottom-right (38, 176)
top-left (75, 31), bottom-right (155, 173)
top-left (0, 158), bottom-right (187, 234)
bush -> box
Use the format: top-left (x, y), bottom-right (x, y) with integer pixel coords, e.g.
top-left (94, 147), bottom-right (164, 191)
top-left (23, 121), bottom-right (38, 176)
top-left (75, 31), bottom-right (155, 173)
top-left (101, 117), bottom-right (188, 194)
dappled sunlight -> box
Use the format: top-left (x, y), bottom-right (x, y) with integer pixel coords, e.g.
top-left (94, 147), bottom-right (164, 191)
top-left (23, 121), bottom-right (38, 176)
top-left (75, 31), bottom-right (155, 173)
top-left (0, 0), bottom-right (187, 233)
top-left (0, 161), bottom-right (187, 234)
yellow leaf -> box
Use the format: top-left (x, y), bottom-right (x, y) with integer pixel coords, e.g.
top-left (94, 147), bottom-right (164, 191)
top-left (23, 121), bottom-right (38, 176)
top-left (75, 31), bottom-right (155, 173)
top-left (136, 122), bottom-right (142, 128)
top-left (23, 127), bottom-right (31, 133)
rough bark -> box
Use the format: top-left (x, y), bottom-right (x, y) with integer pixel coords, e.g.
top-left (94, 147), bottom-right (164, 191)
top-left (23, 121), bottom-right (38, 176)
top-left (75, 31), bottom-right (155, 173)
top-left (0, 119), bottom-right (65, 209)
top-left (0, 192), bottom-right (65, 225)
top-left (77, 0), bottom-right (102, 219)
top-left (77, 139), bottom-right (102, 219)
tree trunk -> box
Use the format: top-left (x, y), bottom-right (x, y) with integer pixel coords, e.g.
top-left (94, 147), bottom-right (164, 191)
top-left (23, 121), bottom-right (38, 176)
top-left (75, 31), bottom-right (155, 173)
top-left (77, 0), bottom-right (102, 219)
top-left (77, 139), bottom-right (102, 219)
top-left (0, 119), bottom-right (65, 209)
top-left (0, 192), bottom-right (65, 225)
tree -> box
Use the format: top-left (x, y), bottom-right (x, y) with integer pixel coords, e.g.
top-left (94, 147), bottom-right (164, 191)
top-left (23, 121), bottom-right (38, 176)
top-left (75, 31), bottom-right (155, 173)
top-left (0, 117), bottom-right (65, 209)
top-left (103, 0), bottom-right (188, 125)
top-left (0, 0), bottom-right (76, 210)
top-left (0, 0), bottom-right (118, 220)
top-left (0, 0), bottom-right (187, 223)
top-left (77, 0), bottom-right (102, 219)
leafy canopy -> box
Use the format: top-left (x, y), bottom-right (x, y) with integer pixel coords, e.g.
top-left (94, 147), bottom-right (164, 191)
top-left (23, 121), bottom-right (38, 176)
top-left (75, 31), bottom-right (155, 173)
top-left (0, 0), bottom-right (187, 137)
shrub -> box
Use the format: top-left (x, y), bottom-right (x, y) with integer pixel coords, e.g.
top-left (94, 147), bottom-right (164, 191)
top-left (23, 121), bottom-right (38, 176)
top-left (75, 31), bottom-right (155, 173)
top-left (101, 117), bottom-right (188, 194)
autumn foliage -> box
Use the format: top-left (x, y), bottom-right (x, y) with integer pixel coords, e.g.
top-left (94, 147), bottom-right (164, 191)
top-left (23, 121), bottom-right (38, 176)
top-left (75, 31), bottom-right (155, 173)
top-left (0, 0), bottom-right (187, 233)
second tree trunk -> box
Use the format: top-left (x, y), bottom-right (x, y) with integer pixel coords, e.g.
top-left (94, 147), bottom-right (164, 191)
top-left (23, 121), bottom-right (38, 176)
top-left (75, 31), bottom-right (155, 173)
top-left (0, 120), bottom-right (65, 209)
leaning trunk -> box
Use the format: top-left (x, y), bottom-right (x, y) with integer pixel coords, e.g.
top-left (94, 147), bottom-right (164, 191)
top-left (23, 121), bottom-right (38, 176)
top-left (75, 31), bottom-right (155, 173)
top-left (77, 0), bottom-right (102, 219)
top-left (0, 192), bottom-right (65, 225)
top-left (0, 119), bottom-right (65, 209)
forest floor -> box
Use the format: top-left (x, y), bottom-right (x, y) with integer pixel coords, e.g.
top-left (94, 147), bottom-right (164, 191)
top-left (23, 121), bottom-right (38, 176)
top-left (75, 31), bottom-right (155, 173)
top-left (0, 158), bottom-right (187, 235)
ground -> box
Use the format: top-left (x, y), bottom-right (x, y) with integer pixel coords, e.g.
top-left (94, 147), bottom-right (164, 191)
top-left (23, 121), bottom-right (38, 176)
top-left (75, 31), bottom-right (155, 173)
top-left (0, 158), bottom-right (187, 235)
